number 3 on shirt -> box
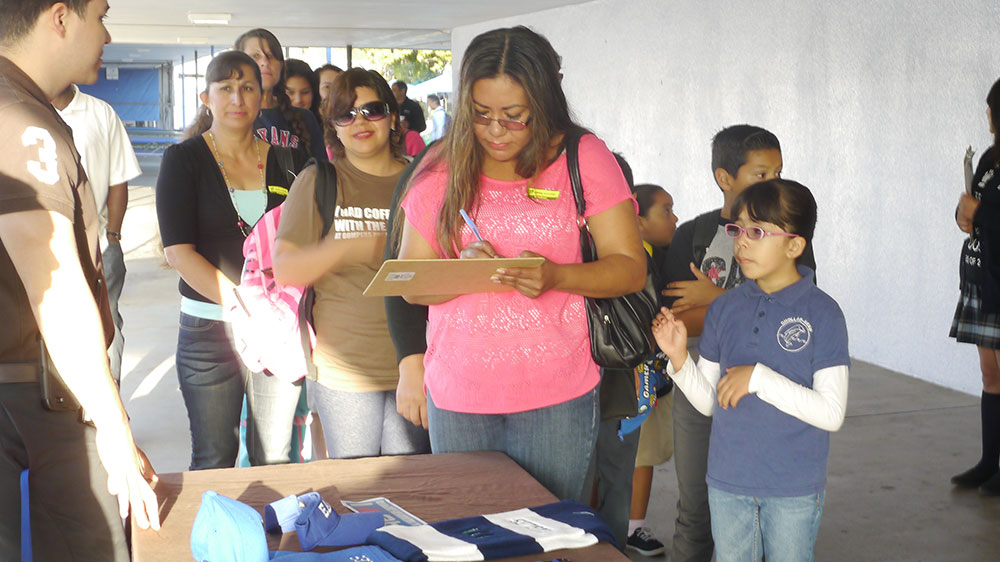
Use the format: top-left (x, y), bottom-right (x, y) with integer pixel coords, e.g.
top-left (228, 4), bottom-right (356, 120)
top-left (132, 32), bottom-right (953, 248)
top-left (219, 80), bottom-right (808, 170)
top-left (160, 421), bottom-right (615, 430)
top-left (22, 126), bottom-right (59, 185)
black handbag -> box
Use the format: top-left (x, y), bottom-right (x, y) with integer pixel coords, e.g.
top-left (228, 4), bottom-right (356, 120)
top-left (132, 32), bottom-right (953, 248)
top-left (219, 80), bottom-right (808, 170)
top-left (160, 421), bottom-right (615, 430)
top-left (565, 131), bottom-right (660, 370)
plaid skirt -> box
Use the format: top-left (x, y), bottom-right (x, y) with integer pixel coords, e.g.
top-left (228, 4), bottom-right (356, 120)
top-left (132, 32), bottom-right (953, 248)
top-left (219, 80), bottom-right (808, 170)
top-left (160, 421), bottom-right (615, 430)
top-left (950, 284), bottom-right (1000, 349)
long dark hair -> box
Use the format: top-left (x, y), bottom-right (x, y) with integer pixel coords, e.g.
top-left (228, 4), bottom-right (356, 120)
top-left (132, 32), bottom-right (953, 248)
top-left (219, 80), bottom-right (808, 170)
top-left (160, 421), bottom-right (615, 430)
top-left (322, 68), bottom-right (403, 160)
top-left (420, 26), bottom-right (580, 257)
top-left (988, 77), bottom-right (1000, 149)
top-left (285, 58), bottom-right (322, 124)
top-left (182, 51), bottom-right (262, 140)
top-left (234, 28), bottom-right (312, 151)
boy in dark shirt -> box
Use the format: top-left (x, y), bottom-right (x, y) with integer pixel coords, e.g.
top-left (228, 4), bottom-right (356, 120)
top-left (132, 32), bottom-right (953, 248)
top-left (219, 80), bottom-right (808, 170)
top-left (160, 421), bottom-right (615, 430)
top-left (661, 124), bottom-right (816, 562)
top-left (392, 80), bottom-right (427, 134)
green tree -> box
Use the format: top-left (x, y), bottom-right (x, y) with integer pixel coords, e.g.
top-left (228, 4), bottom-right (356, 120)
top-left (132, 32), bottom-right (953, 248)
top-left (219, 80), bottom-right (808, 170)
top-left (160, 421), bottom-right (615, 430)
top-left (354, 48), bottom-right (451, 84)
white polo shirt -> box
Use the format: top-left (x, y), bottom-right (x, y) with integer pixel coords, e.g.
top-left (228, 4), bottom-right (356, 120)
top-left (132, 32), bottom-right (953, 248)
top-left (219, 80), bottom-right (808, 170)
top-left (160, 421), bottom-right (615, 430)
top-left (56, 85), bottom-right (141, 249)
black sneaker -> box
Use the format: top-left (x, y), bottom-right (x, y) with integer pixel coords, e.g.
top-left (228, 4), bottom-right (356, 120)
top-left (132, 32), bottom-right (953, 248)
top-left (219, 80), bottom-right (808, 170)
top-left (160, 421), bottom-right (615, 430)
top-left (626, 526), bottom-right (666, 557)
top-left (981, 471), bottom-right (1000, 496)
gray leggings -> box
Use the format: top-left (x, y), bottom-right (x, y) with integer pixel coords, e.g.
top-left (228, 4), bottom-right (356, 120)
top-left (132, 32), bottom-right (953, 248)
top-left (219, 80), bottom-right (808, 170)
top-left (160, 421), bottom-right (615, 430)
top-left (306, 379), bottom-right (430, 459)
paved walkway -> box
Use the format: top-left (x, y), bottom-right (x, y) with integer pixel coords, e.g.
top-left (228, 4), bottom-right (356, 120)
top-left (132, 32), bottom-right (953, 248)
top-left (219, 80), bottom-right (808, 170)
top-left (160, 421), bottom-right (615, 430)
top-left (120, 161), bottom-right (1000, 561)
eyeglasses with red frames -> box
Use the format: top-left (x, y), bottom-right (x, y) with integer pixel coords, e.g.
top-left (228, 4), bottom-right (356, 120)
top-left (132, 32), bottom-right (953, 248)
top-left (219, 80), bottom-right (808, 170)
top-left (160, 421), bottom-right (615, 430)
top-left (472, 114), bottom-right (530, 131)
top-left (333, 101), bottom-right (390, 126)
top-left (724, 223), bottom-right (799, 241)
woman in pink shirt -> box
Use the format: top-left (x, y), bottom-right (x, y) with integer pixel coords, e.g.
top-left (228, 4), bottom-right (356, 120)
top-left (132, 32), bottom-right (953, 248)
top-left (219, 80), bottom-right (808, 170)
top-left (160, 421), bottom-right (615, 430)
top-left (400, 115), bottom-right (426, 157)
top-left (397, 26), bottom-right (646, 500)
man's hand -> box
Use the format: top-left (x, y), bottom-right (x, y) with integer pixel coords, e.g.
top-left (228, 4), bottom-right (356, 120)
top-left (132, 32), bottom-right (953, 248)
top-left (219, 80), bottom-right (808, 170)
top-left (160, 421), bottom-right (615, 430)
top-left (1, 209), bottom-right (160, 530)
top-left (717, 365), bottom-right (754, 409)
top-left (136, 446), bottom-right (159, 485)
top-left (662, 262), bottom-right (725, 313)
top-left (93, 419), bottom-right (160, 530)
top-left (396, 353), bottom-right (428, 429)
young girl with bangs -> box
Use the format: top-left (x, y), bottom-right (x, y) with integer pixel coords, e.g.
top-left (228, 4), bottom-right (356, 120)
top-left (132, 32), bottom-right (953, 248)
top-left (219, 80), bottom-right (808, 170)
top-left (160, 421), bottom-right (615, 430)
top-left (394, 26), bottom-right (647, 501)
top-left (653, 179), bottom-right (849, 562)
top-left (272, 68), bottom-right (429, 459)
top-left (235, 29), bottom-right (326, 162)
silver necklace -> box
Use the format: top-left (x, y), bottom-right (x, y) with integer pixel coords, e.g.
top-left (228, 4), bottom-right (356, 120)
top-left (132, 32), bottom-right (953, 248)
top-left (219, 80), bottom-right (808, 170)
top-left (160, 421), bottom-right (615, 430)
top-left (208, 131), bottom-right (266, 236)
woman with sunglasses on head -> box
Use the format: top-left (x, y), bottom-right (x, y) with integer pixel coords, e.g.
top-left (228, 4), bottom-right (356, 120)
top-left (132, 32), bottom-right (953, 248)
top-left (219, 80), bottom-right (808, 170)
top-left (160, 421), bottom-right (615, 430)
top-left (272, 68), bottom-right (430, 459)
top-left (394, 26), bottom-right (646, 501)
top-left (155, 51), bottom-right (308, 470)
top-left (235, 29), bottom-right (327, 162)
top-left (285, 58), bottom-right (321, 125)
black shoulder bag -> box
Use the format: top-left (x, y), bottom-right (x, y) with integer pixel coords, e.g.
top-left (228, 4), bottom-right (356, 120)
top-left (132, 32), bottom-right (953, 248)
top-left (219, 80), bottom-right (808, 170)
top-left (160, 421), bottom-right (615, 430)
top-left (565, 131), bottom-right (660, 370)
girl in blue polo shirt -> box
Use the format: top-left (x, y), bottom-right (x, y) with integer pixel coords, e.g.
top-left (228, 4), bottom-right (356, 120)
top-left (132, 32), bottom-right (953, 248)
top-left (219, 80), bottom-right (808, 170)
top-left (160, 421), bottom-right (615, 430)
top-left (652, 179), bottom-right (849, 562)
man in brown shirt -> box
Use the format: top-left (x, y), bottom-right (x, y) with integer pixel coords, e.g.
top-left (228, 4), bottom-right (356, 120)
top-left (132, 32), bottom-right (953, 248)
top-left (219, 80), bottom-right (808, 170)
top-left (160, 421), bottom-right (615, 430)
top-left (0, 1), bottom-right (159, 558)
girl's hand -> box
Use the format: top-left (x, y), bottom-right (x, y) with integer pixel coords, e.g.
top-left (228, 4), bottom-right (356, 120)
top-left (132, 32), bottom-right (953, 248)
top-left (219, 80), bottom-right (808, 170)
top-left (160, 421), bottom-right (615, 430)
top-left (957, 193), bottom-right (979, 233)
top-left (491, 250), bottom-right (561, 298)
top-left (717, 365), bottom-right (753, 409)
top-left (460, 240), bottom-right (499, 259)
top-left (652, 306), bottom-right (688, 369)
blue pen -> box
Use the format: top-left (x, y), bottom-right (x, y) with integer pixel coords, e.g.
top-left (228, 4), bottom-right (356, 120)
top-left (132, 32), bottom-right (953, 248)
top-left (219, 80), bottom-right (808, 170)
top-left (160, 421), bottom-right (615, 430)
top-left (459, 209), bottom-right (484, 242)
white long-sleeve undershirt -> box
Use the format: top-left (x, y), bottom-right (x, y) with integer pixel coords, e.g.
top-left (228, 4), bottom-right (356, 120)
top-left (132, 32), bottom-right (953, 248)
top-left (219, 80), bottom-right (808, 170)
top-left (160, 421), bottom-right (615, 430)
top-left (666, 354), bottom-right (849, 432)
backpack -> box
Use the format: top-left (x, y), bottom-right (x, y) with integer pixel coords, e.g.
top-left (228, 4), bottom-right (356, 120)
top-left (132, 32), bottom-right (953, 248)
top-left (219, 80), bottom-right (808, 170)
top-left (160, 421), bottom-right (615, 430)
top-left (230, 158), bottom-right (338, 382)
top-left (690, 209), bottom-right (722, 269)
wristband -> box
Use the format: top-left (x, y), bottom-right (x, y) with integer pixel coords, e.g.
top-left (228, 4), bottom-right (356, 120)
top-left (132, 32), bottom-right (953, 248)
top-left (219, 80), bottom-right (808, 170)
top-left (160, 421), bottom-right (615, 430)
top-left (107, 231), bottom-right (122, 240)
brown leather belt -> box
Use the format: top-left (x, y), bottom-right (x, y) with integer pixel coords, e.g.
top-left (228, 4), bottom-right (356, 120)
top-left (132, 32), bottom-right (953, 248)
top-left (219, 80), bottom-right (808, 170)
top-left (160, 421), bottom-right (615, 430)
top-left (0, 363), bottom-right (39, 384)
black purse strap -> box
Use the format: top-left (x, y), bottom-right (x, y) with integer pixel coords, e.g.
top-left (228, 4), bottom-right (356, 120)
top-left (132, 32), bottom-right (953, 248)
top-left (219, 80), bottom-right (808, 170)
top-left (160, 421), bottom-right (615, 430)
top-left (564, 128), bottom-right (597, 264)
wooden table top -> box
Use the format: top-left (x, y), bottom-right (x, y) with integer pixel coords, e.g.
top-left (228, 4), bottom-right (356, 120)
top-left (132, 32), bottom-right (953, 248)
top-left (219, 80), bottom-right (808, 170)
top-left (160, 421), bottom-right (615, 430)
top-left (132, 451), bottom-right (626, 562)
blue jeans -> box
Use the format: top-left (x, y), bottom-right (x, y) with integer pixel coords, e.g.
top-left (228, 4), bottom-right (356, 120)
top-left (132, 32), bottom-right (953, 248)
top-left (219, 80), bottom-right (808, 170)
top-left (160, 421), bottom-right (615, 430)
top-left (175, 312), bottom-right (302, 470)
top-left (426, 387), bottom-right (599, 501)
top-left (708, 486), bottom-right (825, 562)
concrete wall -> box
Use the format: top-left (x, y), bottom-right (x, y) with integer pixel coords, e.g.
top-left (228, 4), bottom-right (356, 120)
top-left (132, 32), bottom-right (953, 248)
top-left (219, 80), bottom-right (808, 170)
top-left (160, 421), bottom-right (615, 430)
top-left (452, 0), bottom-right (1000, 394)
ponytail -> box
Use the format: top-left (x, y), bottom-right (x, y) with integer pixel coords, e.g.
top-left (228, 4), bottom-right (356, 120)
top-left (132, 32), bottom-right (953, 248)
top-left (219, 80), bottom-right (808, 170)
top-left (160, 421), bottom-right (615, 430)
top-left (183, 104), bottom-right (213, 140)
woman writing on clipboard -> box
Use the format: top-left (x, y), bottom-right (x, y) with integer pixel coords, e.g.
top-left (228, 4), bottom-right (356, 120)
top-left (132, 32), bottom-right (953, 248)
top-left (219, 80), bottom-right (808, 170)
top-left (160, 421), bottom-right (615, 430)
top-left (395, 26), bottom-right (646, 500)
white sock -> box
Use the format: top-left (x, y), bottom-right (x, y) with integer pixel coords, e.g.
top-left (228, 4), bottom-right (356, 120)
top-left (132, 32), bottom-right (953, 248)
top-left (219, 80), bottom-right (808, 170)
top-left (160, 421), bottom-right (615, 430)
top-left (628, 519), bottom-right (645, 536)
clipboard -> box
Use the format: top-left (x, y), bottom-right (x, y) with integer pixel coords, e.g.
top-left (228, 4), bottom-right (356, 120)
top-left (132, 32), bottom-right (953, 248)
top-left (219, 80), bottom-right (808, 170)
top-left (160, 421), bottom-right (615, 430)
top-left (965, 145), bottom-right (976, 194)
top-left (363, 257), bottom-right (544, 297)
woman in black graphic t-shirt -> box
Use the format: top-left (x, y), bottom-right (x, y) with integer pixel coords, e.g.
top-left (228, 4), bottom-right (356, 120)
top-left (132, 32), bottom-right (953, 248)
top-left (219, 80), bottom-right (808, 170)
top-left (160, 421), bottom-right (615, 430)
top-left (950, 75), bottom-right (1000, 495)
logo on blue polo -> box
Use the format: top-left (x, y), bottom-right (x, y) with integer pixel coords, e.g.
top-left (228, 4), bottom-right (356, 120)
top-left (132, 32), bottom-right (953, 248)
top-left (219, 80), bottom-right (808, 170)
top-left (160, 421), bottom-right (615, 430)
top-left (777, 317), bottom-right (812, 352)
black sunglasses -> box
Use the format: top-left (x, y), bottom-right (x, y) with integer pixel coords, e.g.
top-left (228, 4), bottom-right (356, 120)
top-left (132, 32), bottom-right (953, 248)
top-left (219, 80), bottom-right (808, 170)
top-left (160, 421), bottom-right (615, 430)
top-left (333, 101), bottom-right (391, 126)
